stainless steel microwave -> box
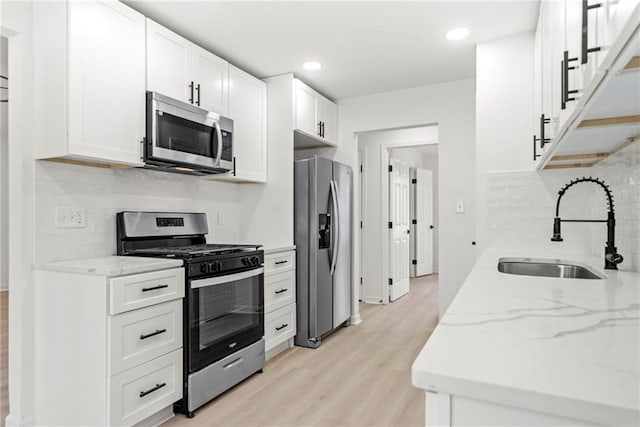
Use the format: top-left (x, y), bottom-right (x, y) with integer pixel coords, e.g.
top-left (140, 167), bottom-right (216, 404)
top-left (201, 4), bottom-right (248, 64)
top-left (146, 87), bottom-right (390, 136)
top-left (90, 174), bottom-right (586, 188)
top-left (144, 91), bottom-right (233, 175)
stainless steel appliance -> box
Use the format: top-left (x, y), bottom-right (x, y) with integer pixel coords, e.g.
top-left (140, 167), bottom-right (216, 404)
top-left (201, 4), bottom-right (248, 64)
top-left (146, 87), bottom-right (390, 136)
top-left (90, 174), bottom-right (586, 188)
top-left (145, 91), bottom-right (233, 175)
top-left (116, 211), bottom-right (264, 417)
top-left (294, 156), bottom-right (352, 348)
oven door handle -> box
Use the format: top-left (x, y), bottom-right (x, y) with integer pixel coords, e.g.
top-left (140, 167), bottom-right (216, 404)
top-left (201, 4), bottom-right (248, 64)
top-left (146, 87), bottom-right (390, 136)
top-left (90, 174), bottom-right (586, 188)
top-left (191, 267), bottom-right (264, 289)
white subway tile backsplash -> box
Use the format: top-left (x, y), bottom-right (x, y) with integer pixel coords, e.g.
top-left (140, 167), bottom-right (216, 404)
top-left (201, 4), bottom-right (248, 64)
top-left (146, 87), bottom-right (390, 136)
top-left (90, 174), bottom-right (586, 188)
top-left (35, 161), bottom-right (243, 263)
top-left (485, 142), bottom-right (640, 272)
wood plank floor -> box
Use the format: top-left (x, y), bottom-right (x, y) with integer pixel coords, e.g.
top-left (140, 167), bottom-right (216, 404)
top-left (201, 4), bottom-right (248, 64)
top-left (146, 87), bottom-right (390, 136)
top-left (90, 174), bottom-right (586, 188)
top-left (1, 291), bottom-right (7, 427)
top-left (164, 275), bottom-right (438, 427)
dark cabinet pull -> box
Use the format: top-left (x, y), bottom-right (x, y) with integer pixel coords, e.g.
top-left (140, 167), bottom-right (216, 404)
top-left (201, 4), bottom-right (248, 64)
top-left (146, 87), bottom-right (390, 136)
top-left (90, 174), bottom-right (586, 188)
top-left (139, 382), bottom-right (166, 398)
top-left (189, 81), bottom-right (194, 104)
top-left (322, 122), bottom-right (325, 138)
top-left (140, 329), bottom-right (167, 340)
top-left (582, 0), bottom-right (603, 64)
top-left (274, 288), bottom-right (288, 294)
top-left (141, 284), bottom-right (169, 292)
top-left (275, 260), bottom-right (288, 265)
top-left (275, 323), bottom-right (288, 331)
top-left (561, 51), bottom-right (579, 110)
top-left (533, 135), bottom-right (541, 161)
top-left (233, 156), bottom-right (236, 176)
top-left (196, 83), bottom-right (201, 106)
top-left (317, 121), bottom-right (322, 136)
top-left (539, 114), bottom-right (551, 148)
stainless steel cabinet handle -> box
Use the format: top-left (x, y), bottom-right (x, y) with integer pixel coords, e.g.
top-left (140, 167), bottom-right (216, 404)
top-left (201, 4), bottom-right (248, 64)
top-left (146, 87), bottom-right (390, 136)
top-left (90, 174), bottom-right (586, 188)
top-left (139, 382), bottom-right (166, 398)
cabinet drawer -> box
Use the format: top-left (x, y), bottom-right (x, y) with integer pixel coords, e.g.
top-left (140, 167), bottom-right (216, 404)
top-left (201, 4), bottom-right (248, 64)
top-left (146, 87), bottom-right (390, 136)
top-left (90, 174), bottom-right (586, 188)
top-left (265, 270), bottom-right (295, 313)
top-left (265, 304), bottom-right (296, 351)
top-left (109, 299), bottom-right (182, 376)
top-left (110, 268), bottom-right (184, 315)
top-left (109, 349), bottom-right (182, 426)
top-left (264, 251), bottom-right (295, 274)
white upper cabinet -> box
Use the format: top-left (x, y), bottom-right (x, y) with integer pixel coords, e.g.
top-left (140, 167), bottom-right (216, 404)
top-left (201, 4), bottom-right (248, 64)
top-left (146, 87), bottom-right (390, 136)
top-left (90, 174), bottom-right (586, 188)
top-left (535, 0), bottom-right (640, 169)
top-left (146, 19), bottom-right (229, 115)
top-left (293, 79), bottom-right (337, 147)
top-left (33, 0), bottom-right (146, 166)
top-left (207, 65), bottom-right (267, 183)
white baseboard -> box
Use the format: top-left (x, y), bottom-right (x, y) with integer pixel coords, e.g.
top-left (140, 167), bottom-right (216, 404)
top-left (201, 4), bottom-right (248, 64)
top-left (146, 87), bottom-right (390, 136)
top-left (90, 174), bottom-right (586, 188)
top-left (5, 414), bottom-right (34, 427)
top-left (350, 313), bottom-right (362, 325)
top-left (133, 405), bottom-right (174, 427)
top-left (363, 297), bottom-right (384, 304)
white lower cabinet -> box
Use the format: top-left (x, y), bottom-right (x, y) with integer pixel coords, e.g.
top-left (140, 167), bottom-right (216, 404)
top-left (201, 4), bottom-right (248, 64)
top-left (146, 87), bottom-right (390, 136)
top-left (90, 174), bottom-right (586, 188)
top-left (34, 261), bottom-right (184, 426)
top-left (263, 248), bottom-right (296, 357)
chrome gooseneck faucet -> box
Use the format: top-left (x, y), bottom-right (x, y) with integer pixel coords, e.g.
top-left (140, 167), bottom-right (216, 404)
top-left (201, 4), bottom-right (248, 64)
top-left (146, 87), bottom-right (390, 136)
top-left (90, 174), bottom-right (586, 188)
top-left (551, 177), bottom-right (623, 270)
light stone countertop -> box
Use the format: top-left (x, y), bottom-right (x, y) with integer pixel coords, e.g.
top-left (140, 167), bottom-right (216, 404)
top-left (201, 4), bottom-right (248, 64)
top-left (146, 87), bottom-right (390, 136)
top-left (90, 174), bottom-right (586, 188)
top-left (412, 246), bottom-right (640, 426)
top-left (35, 256), bottom-right (184, 277)
top-left (264, 245), bottom-right (296, 255)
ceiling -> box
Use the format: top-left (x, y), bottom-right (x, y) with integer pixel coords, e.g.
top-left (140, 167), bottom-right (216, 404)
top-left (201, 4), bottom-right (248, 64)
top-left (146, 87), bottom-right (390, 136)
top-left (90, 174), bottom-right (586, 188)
top-left (125, 1), bottom-right (540, 100)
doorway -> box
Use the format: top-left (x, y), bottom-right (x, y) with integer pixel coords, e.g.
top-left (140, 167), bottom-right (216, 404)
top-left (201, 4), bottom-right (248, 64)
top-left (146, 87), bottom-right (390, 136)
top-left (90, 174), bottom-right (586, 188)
top-left (357, 125), bottom-right (439, 304)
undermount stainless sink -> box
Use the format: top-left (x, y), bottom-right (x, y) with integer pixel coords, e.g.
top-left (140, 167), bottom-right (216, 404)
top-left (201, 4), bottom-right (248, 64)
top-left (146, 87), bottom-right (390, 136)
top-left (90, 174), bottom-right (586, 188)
top-left (497, 257), bottom-right (605, 280)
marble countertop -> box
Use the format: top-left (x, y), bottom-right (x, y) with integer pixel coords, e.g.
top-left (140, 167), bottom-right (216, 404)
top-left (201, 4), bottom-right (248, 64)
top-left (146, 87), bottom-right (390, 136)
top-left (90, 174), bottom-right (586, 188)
top-left (36, 256), bottom-right (184, 277)
top-left (412, 247), bottom-right (640, 425)
top-left (264, 245), bottom-right (296, 254)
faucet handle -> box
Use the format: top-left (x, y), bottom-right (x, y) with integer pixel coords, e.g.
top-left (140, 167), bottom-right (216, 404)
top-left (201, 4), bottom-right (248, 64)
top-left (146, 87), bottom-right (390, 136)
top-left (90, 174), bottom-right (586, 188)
top-left (551, 217), bottom-right (563, 242)
top-left (605, 243), bottom-right (624, 269)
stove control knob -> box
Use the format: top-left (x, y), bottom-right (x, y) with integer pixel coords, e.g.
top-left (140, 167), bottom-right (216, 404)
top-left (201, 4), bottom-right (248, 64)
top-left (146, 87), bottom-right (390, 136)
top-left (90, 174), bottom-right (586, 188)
top-left (214, 261), bottom-right (222, 272)
top-left (241, 258), bottom-right (250, 266)
top-left (208, 262), bottom-right (220, 272)
top-left (252, 256), bottom-right (260, 265)
top-left (199, 264), bottom-right (208, 273)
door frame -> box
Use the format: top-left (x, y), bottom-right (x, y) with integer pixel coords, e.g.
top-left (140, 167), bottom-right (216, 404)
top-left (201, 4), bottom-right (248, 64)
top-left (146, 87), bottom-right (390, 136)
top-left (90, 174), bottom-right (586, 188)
top-left (357, 145), bottom-right (367, 302)
top-left (380, 140), bottom-right (438, 304)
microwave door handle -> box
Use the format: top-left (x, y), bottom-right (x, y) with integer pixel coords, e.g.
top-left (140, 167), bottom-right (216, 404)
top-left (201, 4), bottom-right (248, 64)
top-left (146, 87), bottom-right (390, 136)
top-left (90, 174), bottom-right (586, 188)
top-left (214, 121), bottom-right (223, 167)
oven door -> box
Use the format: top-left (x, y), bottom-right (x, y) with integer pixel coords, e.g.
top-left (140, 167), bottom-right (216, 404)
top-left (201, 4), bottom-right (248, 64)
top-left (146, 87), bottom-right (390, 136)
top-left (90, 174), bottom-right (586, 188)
top-left (188, 267), bottom-right (264, 373)
top-left (147, 92), bottom-right (231, 171)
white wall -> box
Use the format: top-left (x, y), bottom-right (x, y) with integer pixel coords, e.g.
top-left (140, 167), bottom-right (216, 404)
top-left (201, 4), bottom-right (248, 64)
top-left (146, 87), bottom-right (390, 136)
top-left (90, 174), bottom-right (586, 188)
top-left (357, 128), bottom-right (438, 303)
top-left (389, 147), bottom-right (425, 168)
top-left (1, 36), bottom-right (8, 291)
top-left (476, 32), bottom-right (536, 255)
top-left (340, 79), bottom-right (476, 316)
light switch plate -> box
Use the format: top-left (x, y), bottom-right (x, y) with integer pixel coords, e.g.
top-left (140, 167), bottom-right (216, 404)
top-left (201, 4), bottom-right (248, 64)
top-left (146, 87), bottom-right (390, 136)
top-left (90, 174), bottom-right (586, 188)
top-left (456, 199), bottom-right (465, 214)
top-left (56, 207), bottom-right (86, 228)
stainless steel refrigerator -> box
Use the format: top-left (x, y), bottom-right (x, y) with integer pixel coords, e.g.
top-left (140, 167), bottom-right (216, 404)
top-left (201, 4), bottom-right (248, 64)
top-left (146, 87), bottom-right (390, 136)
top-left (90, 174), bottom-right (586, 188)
top-left (294, 156), bottom-right (352, 348)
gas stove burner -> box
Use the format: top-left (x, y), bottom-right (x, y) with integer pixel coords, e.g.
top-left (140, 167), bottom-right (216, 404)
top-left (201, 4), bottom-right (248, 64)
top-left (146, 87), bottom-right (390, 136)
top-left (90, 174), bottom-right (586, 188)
top-left (130, 244), bottom-right (262, 258)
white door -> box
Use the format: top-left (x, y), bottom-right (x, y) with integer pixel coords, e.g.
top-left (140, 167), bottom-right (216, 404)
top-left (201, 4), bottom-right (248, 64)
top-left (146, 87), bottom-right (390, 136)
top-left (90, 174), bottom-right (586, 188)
top-left (294, 80), bottom-right (318, 137)
top-left (192, 45), bottom-right (229, 115)
top-left (228, 65), bottom-right (266, 182)
top-left (389, 158), bottom-right (410, 302)
top-left (146, 19), bottom-right (191, 103)
top-left (414, 168), bottom-right (434, 276)
top-left (67, 0), bottom-right (145, 165)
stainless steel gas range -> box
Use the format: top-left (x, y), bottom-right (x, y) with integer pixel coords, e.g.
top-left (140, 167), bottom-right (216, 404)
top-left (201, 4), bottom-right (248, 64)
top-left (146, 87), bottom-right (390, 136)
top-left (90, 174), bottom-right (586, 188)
top-left (116, 211), bottom-right (264, 417)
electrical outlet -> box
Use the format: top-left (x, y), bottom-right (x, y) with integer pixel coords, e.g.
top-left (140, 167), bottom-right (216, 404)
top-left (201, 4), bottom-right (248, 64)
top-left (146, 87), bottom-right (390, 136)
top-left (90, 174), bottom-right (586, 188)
top-left (456, 199), bottom-right (465, 214)
top-left (56, 207), bottom-right (86, 228)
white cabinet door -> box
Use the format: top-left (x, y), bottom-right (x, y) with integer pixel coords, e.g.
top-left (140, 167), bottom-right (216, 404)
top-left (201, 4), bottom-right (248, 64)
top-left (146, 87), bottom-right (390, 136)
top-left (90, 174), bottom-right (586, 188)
top-left (295, 80), bottom-right (319, 137)
top-left (227, 65), bottom-right (267, 182)
top-left (561, 0), bottom-right (583, 126)
top-left (582, 0), bottom-right (608, 88)
top-left (317, 95), bottom-right (337, 145)
top-left (192, 45), bottom-right (229, 115)
top-left (605, 0), bottom-right (640, 50)
top-left (146, 19), bottom-right (191, 103)
top-left (67, 0), bottom-right (145, 166)
top-left (549, 0), bottom-right (567, 137)
top-left (540, 1), bottom-right (556, 141)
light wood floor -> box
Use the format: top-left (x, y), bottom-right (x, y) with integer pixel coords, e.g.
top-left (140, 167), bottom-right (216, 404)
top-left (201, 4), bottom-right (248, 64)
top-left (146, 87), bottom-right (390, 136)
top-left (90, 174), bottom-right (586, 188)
top-left (164, 275), bottom-right (439, 427)
top-left (1, 291), bottom-right (7, 427)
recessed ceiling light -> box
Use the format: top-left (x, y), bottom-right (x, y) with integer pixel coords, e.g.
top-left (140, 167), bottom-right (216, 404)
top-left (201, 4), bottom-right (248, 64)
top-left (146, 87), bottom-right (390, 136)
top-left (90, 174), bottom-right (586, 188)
top-left (445, 28), bottom-right (469, 41)
top-left (303, 61), bottom-right (322, 71)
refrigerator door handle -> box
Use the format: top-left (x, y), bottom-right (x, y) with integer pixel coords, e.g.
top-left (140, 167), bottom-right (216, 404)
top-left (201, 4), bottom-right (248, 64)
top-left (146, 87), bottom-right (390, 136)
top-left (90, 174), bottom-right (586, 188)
top-left (330, 180), bottom-right (340, 275)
